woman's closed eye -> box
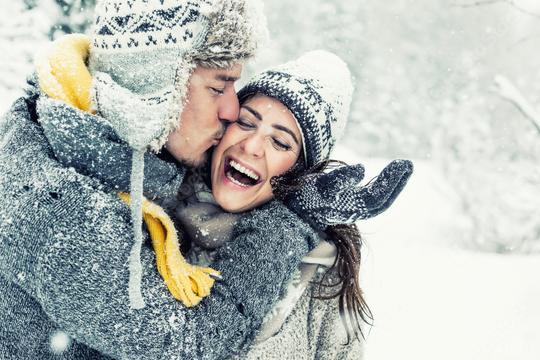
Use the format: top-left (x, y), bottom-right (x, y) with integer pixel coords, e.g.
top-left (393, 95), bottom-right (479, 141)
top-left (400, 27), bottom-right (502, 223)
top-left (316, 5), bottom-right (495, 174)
top-left (237, 118), bottom-right (294, 151)
top-left (236, 117), bottom-right (257, 130)
top-left (272, 137), bottom-right (292, 151)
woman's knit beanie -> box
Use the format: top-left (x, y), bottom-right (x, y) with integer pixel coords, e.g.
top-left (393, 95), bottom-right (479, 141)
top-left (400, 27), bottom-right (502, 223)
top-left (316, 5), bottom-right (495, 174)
top-left (237, 50), bottom-right (353, 169)
top-left (87, 0), bottom-right (267, 310)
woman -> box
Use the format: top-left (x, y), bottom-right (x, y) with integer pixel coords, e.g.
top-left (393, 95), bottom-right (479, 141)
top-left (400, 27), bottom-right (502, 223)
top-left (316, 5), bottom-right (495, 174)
top-left (174, 50), bottom-right (377, 358)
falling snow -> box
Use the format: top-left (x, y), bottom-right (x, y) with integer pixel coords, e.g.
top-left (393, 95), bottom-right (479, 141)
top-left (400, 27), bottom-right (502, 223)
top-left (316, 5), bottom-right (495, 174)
top-left (0, 0), bottom-right (539, 359)
top-left (49, 331), bottom-right (70, 354)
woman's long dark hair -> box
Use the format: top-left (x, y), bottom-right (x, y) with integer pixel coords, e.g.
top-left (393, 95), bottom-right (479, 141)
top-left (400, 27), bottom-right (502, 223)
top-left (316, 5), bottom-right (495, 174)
top-left (271, 159), bottom-right (373, 344)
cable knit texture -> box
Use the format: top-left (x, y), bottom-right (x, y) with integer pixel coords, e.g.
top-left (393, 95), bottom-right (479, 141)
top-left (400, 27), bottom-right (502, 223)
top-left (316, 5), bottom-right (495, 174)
top-left (0, 82), bottom-right (319, 359)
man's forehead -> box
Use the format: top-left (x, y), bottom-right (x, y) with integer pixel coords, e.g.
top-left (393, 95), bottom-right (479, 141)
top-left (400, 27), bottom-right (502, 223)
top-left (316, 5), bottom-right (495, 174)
top-left (215, 73), bottom-right (240, 82)
top-left (210, 63), bottom-right (243, 82)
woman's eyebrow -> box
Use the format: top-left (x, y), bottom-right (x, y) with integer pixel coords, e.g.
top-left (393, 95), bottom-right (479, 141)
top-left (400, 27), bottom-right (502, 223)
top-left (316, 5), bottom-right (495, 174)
top-left (242, 105), bottom-right (299, 145)
top-left (242, 105), bottom-right (262, 120)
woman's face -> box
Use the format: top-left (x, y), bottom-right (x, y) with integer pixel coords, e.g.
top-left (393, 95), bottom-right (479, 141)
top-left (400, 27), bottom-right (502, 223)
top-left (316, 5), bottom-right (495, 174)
top-left (211, 94), bottom-right (302, 213)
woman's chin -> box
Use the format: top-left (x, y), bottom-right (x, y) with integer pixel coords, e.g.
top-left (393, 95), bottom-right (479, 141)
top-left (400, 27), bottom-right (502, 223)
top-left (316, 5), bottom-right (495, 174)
top-left (213, 190), bottom-right (250, 213)
top-left (213, 191), bottom-right (273, 214)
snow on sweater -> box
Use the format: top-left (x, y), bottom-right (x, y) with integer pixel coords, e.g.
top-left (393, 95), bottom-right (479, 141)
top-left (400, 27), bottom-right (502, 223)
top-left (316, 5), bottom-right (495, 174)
top-left (0, 82), bottom-right (319, 359)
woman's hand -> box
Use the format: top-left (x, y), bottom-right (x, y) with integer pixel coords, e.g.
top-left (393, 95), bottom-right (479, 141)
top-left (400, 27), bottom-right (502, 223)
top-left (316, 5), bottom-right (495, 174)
top-left (282, 159), bottom-right (414, 231)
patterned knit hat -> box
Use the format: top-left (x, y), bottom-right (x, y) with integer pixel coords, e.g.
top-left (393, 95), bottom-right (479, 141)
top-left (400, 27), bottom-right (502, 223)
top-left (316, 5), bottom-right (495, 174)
top-left (89, 0), bottom-right (268, 152)
top-left (86, 0), bottom-right (267, 310)
top-left (237, 50), bottom-right (353, 168)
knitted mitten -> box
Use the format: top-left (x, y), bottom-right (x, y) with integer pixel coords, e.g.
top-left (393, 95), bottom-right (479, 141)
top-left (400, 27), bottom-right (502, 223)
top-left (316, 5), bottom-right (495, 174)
top-left (282, 159), bottom-right (414, 231)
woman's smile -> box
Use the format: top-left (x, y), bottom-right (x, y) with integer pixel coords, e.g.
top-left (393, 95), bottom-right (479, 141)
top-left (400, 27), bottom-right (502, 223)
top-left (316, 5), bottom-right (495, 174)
top-left (221, 156), bottom-right (264, 190)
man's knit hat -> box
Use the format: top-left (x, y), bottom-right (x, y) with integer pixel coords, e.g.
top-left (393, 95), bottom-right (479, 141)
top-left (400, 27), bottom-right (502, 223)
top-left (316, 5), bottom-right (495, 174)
top-left (89, 0), bottom-right (268, 151)
top-left (237, 50), bottom-right (353, 169)
top-left (86, 0), bottom-right (267, 310)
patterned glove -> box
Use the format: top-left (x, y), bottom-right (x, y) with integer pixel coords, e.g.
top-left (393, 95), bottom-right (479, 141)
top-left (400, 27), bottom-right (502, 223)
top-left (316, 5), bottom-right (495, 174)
top-left (282, 159), bottom-right (414, 231)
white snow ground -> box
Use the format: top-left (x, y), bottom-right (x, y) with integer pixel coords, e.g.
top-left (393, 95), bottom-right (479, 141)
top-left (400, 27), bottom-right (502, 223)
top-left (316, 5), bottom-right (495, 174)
top-left (333, 147), bottom-right (540, 360)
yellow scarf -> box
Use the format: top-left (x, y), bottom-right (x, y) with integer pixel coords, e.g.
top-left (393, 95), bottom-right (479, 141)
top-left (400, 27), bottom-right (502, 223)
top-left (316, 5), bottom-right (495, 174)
top-left (36, 34), bottom-right (220, 307)
top-left (118, 193), bottom-right (220, 307)
top-left (35, 34), bottom-right (93, 113)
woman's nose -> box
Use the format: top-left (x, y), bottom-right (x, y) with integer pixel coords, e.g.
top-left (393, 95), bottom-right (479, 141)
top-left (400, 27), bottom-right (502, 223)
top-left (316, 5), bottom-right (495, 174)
top-left (240, 133), bottom-right (264, 158)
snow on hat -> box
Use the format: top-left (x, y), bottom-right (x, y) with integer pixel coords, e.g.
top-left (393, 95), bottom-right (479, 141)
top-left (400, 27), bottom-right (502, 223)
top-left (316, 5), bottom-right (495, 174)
top-left (90, 0), bottom-right (268, 152)
top-left (87, 0), bottom-right (267, 309)
top-left (237, 50), bottom-right (353, 168)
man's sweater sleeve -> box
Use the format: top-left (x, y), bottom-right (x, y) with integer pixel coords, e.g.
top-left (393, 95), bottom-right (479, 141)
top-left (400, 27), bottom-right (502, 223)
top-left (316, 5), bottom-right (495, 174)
top-left (37, 97), bottom-right (185, 200)
top-left (0, 99), bottom-right (319, 359)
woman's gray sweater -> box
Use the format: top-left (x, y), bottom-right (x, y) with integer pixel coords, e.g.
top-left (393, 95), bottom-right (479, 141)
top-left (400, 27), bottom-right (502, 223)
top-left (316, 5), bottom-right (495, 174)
top-left (238, 270), bottom-right (364, 360)
top-left (0, 82), bottom-right (319, 359)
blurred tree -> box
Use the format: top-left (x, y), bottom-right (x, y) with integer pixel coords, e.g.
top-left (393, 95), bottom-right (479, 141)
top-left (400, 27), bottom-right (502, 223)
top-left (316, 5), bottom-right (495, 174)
top-left (49, 0), bottom-right (96, 38)
top-left (432, 1), bottom-right (540, 253)
top-left (0, 0), bottom-right (60, 108)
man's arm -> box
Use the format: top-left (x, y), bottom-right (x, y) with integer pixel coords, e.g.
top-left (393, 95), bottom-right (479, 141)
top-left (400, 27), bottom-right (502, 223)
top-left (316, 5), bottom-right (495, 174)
top-left (0, 98), bottom-right (319, 359)
top-left (36, 95), bottom-right (185, 200)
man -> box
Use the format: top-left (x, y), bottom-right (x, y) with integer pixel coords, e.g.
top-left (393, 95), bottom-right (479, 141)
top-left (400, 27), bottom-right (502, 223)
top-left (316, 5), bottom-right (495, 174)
top-left (0, 0), bottom-right (314, 358)
top-left (165, 64), bottom-right (242, 167)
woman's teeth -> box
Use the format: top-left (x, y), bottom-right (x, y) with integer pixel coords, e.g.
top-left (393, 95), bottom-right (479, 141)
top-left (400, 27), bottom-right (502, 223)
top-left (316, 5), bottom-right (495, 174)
top-left (229, 159), bottom-right (259, 181)
top-left (226, 172), bottom-right (250, 187)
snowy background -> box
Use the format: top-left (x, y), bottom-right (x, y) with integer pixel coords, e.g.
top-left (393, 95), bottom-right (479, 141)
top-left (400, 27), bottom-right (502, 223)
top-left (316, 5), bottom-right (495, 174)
top-left (0, 0), bottom-right (539, 359)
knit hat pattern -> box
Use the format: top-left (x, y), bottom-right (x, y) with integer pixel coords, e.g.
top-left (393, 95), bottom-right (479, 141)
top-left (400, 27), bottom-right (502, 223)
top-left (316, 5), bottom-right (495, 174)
top-left (92, 0), bottom-right (267, 65)
top-left (92, 0), bottom-right (211, 55)
top-left (237, 50), bottom-right (353, 168)
top-left (89, 0), bottom-right (268, 151)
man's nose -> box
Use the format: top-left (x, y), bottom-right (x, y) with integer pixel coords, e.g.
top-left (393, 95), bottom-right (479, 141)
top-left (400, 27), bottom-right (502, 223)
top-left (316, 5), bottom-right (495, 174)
top-left (218, 89), bottom-right (240, 124)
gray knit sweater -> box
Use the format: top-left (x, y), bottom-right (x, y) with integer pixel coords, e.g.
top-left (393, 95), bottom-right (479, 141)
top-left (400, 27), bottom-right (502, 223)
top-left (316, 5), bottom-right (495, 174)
top-left (237, 270), bottom-right (364, 360)
top-left (180, 203), bottom-right (364, 359)
top-left (0, 83), bottom-right (319, 359)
